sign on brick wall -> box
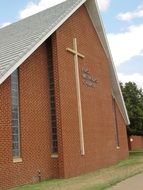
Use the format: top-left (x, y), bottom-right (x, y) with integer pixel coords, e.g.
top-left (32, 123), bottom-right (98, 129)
top-left (82, 68), bottom-right (98, 88)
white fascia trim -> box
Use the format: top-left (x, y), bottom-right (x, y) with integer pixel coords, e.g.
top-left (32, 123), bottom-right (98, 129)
top-left (0, 0), bottom-right (86, 85)
top-left (112, 71), bottom-right (130, 125)
top-left (85, 0), bottom-right (130, 125)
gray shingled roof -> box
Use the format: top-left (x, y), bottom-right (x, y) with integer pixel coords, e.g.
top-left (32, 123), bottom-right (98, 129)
top-left (0, 0), bottom-right (85, 84)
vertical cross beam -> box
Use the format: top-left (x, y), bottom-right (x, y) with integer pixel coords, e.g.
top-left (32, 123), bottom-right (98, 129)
top-left (66, 38), bottom-right (85, 155)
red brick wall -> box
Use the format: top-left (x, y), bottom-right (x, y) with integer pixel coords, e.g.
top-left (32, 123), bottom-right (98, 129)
top-left (0, 43), bottom-right (59, 190)
top-left (0, 78), bottom-right (12, 189)
top-left (115, 102), bottom-right (129, 160)
top-left (129, 136), bottom-right (143, 150)
top-left (54, 5), bottom-right (128, 177)
top-left (0, 4), bottom-right (129, 189)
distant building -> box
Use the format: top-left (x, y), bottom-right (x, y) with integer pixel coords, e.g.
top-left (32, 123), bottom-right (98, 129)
top-left (129, 136), bottom-right (143, 150)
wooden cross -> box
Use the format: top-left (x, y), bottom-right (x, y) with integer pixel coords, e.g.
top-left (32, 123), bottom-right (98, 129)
top-left (66, 38), bottom-right (85, 155)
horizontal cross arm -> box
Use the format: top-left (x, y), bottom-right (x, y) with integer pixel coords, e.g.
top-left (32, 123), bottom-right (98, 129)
top-left (77, 52), bottom-right (85, 58)
top-left (66, 48), bottom-right (85, 58)
top-left (66, 48), bottom-right (76, 54)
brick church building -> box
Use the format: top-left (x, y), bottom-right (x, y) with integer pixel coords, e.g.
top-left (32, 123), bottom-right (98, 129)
top-left (0, 0), bottom-right (130, 189)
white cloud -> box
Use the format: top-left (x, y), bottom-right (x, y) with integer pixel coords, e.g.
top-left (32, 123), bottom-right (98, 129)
top-left (97, 0), bottom-right (111, 12)
top-left (0, 22), bottom-right (11, 28)
top-left (19, 0), bottom-right (111, 19)
top-left (107, 24), bottom-right (143, 66)
top-left (117, 4), bottom-right (143, 21)
top-left (19, 0), bottom-right (66, 19)
top-left (118, 73), bottom-right (143, 89)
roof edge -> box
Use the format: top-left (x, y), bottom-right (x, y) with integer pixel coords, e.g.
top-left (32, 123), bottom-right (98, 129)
top-left (85, 0), bottom-right (130, 125)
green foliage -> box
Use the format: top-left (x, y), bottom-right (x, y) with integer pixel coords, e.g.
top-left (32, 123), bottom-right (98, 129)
top-left (120, 82), bottom-right (143, 135)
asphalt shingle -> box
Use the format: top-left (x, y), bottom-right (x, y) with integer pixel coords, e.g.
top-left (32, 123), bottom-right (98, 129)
top-left (0, 0), bottom-right (84, 82)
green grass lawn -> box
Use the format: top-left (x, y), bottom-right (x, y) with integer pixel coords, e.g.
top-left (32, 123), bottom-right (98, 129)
top-left (11, 151), bottom-right (143, 190)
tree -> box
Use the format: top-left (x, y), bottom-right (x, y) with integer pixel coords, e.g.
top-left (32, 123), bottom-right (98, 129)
top-left (120, 82), bottom-right (143, 136)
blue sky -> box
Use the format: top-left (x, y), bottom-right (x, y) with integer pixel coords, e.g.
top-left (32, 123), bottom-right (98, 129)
top-left (99, 0), bottom-right (143, 89)
top-left (0, 0), bottom-right (143, 88)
